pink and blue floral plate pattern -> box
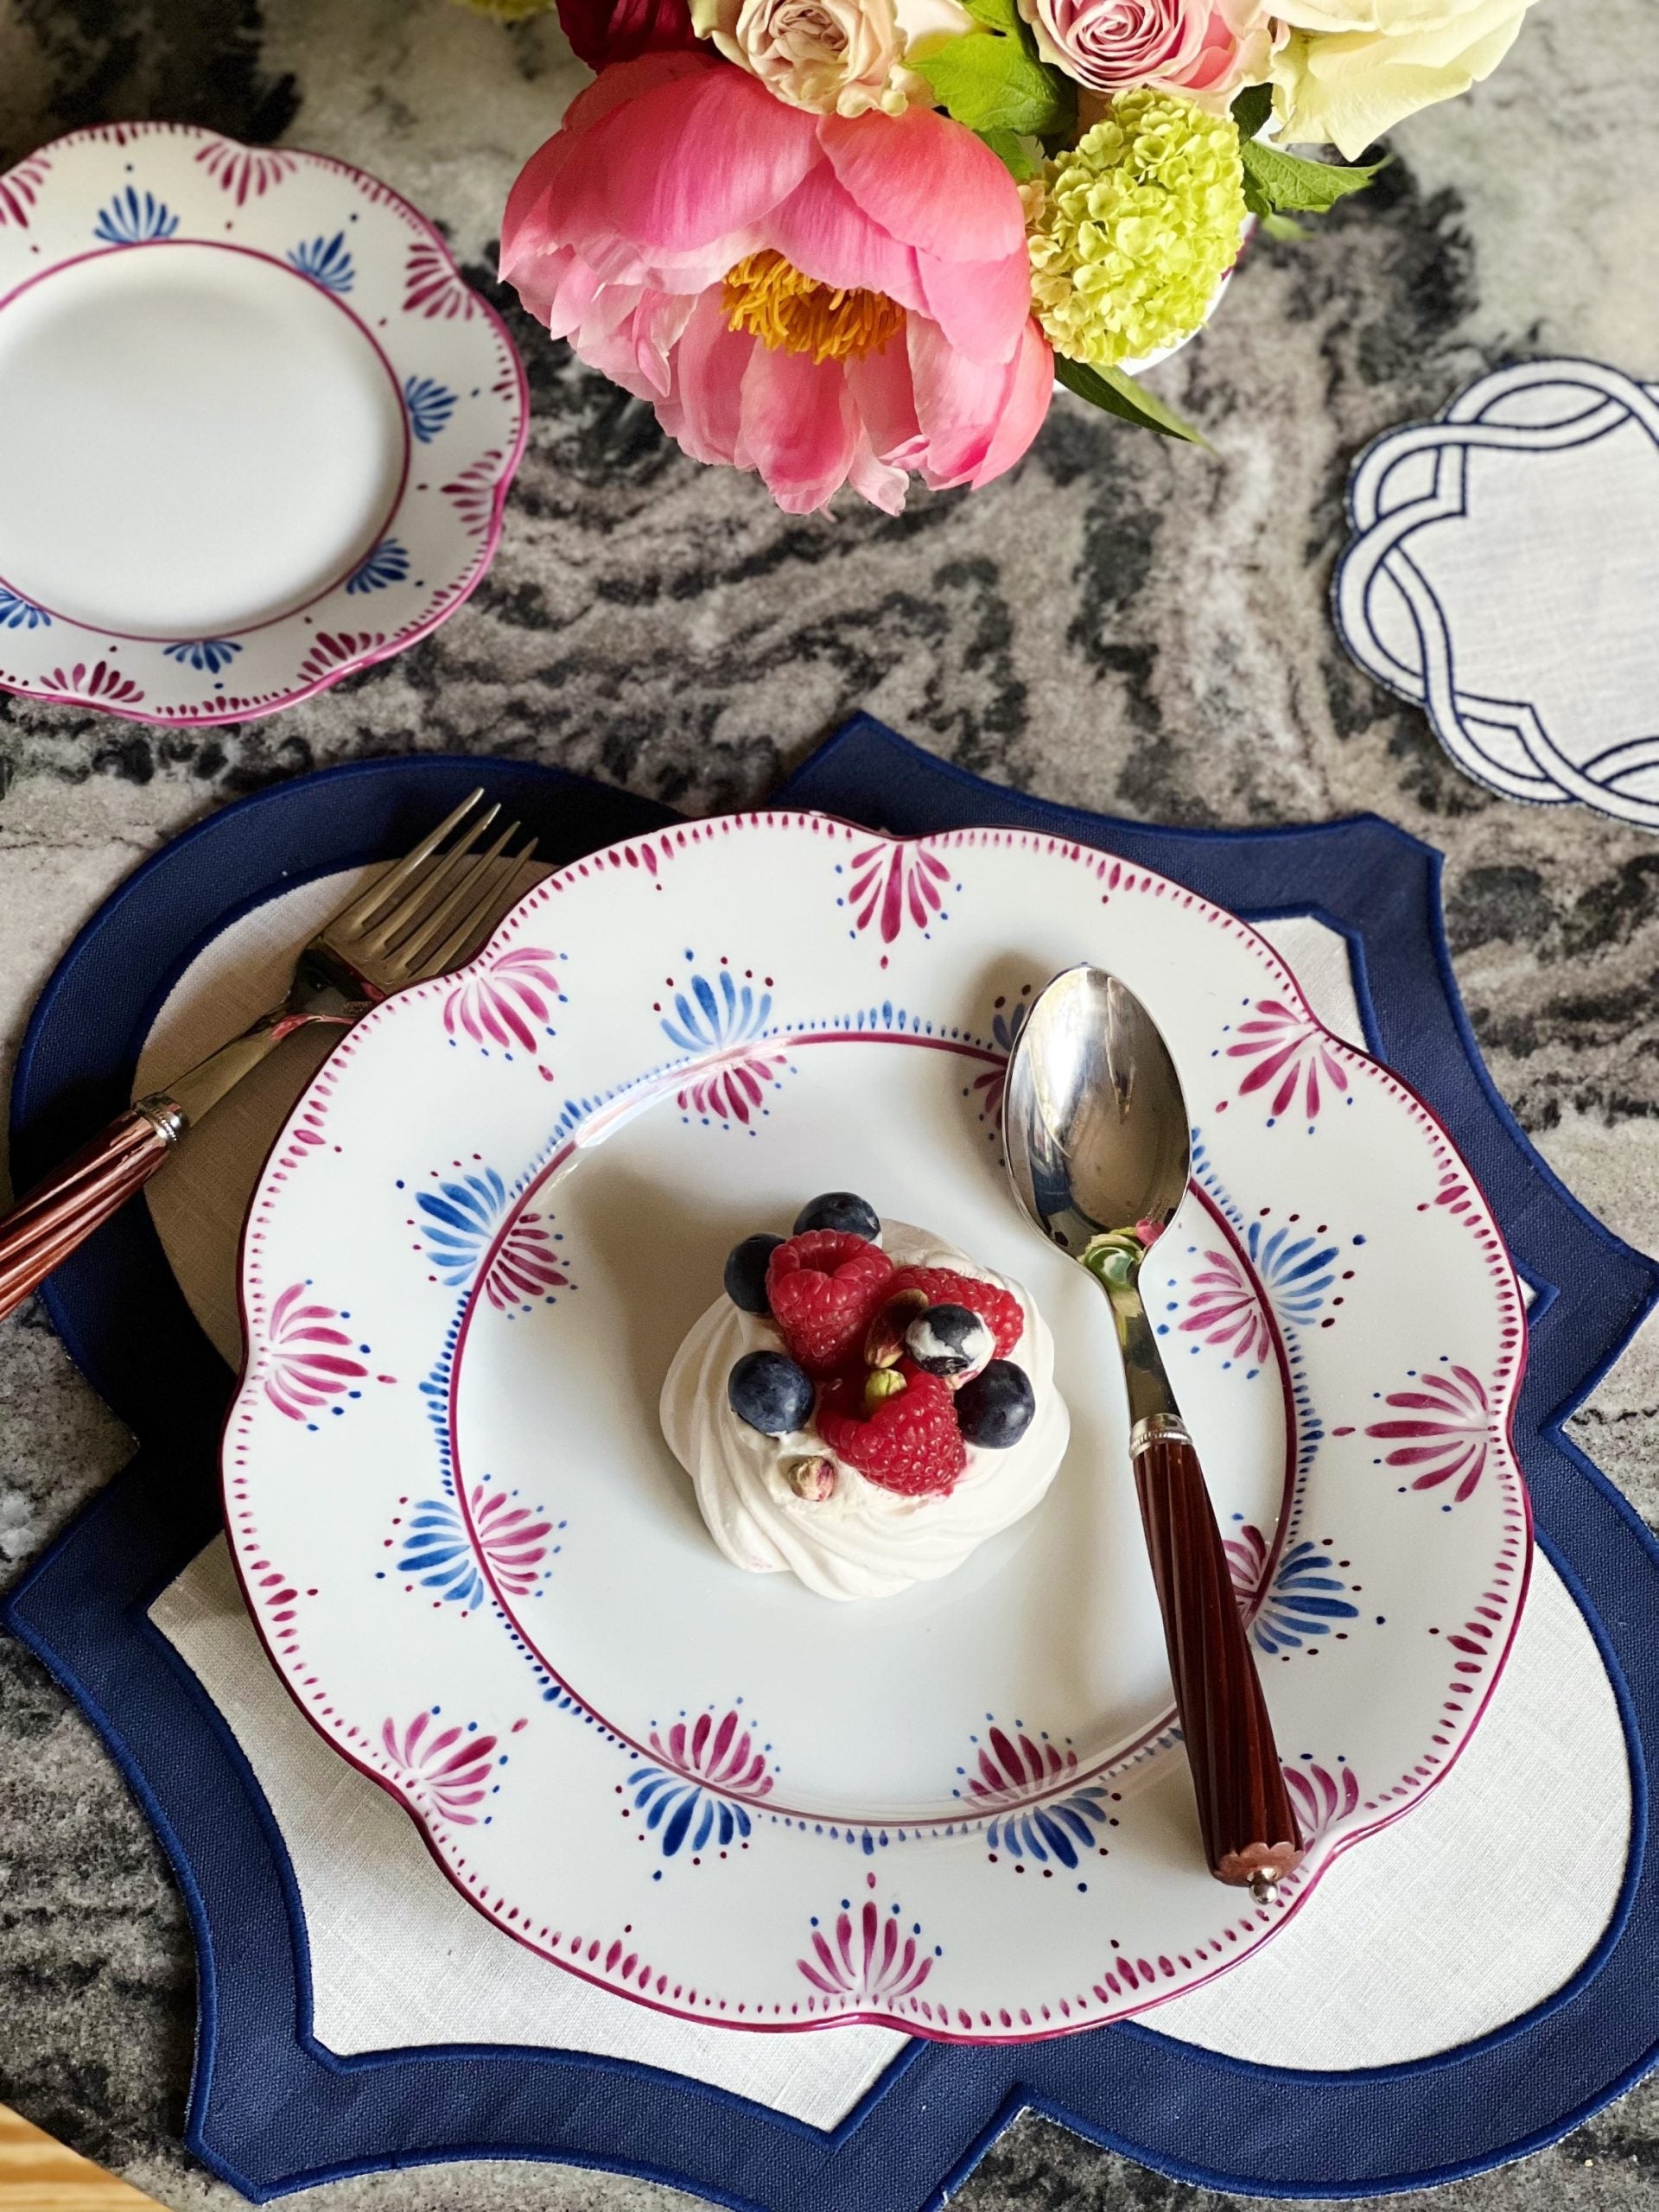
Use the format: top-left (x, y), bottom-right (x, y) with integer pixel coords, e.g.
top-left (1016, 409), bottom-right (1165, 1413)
top-left (225, 818), bottom-right (1530, 2043)
top-left (0, 124), bottom-right (524, 722)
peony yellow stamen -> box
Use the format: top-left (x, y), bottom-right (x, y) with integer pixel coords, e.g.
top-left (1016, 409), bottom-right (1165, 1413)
top-left (722, 249), bottom-right (903, 365)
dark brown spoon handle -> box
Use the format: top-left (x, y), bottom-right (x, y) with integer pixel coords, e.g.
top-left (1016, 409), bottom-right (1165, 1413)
top-left (1132, 1419), bottom-right (1305, 1890)
top-left (0, 1105), bottom-right (177, 1323)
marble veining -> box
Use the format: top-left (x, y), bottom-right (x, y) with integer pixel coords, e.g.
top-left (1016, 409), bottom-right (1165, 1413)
top-left (0, 0), bottom-right (1656, 2205)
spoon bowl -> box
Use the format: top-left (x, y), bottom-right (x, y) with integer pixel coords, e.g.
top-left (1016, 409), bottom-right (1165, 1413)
top-left (1005, 964), bottom-right (1191, 1257)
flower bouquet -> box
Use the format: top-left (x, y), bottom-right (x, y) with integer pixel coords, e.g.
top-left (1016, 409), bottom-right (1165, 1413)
top-left (489, 0), bottom-right (1538, 511)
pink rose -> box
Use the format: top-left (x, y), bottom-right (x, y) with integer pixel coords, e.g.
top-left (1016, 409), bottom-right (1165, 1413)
top-left (501, 54), bottom-right (1053, 514)
top-left (1019, 0), bottom-right (1278, 104)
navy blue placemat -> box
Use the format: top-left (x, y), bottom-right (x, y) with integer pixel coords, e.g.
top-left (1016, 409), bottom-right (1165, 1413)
top-left (4, 719), bottom-right (1656, 2207)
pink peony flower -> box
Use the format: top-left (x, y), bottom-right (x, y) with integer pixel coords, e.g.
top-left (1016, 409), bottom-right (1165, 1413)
top-left (500, 52), bottom-right (1053, 513)
top-left (1019, 0), bottom-right (1278, 104)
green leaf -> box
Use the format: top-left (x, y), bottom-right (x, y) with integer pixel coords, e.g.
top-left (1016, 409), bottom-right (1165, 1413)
top-left (960, 0), bottom-right (1020, 32)
top-left (1229, 83), bottom-right (1273, 142)
top-left (914, 22), bottom-right (1071, 138)
top-left (979, 126), bottom-right (1039, 181)
top-left (1053, 354), bottom-right (1210, 447)
top-left (1239, 135), bottom-right (1385, 215)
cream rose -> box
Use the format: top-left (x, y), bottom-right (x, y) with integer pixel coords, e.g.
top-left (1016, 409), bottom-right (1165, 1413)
top-left (693, 0), bottom-right (949, 114)
top-left (1271, 0), bottom-right (1539, 159)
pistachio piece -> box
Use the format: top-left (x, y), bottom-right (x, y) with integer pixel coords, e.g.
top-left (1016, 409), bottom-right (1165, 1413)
top-left (862, 1285), bottom-right (929, 1368)
top-left (862, 1366), bottom-right (908, 1413)
top-left (782, 1454), bottom-right (837, 1502)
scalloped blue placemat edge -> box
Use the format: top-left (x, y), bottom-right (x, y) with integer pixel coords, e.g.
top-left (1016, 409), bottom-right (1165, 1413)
top-left (4, 722), bottom-right (1656, 2207)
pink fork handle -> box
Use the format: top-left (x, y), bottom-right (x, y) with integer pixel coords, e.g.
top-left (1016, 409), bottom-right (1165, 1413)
top-left (0, 1104), bottom-right (178, 1323)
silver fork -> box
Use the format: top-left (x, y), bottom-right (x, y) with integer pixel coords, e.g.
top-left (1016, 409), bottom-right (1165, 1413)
top-left (0, 790), bottom-right (535, 1325)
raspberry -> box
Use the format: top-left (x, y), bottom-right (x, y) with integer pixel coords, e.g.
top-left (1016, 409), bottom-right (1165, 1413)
top-left (766, 1230), bottom-right (893, 1376)
top-left (885, 1266), bottom-right (1022, 1359)
top-left (817, 1367), bottom-right (966, 1497)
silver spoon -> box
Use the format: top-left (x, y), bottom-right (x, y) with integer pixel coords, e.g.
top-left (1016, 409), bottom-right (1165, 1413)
top-left (1004, 963), bottom-right (1304, 1898)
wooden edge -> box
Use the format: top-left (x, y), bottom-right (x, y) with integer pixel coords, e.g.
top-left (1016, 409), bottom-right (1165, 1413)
top-left (0, 2102), bottom-right (168, 2209)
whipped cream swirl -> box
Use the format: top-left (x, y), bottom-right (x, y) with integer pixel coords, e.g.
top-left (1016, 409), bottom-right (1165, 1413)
top-left (658, 1223), bottom-right (1070, 1602)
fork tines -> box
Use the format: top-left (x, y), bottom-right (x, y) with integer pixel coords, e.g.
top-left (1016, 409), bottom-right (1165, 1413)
top-left (334, 789), bottom-right (538, 982)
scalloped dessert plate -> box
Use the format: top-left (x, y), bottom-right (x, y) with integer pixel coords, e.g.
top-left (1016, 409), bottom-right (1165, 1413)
top-left (225, 817), bottom-right (1529, 2043)
top-left (0, 124), bottom-right (525, 724)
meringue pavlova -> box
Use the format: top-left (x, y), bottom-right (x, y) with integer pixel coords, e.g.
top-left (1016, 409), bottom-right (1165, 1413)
top-left (659, 1191), bottom-right (1070, 1601)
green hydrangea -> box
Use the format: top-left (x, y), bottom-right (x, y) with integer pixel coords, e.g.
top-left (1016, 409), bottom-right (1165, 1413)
top-left (1027, 90), bottom-right (1247, 372)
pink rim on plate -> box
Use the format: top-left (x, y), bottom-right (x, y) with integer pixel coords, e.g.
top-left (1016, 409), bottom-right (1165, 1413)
top-left (0, 124), bottom-right (526, 724)
top-left (224, 817), bottom-right (1530, 2042)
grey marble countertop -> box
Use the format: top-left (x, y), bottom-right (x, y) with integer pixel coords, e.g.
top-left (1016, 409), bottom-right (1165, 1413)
top-left (0, 0), bottom-right (1656, 2205)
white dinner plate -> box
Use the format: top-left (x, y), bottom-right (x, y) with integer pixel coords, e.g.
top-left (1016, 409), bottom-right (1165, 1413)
top-left (0, 124), bottom-right (524, 723)
top-left (225, 817), bottom-right (1530, 2042)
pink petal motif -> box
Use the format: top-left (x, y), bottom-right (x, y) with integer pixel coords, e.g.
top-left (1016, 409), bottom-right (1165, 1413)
top-left (441, 453), bottom-right (507, 541)
top-left (402, 237), bottom-right (479, 321)
top-left (297, 630), bottom-right (386, 685)
top-left (1223, 1520), bottom-right (1271, 1610)
top-left (262, 1282), bottom-right (370, 1423)
top-left (380, 1709), bottom-right (501, 1826)
top-left (1366, 1364), bottom-right (1493, 1503)
top-left (677, 1053), bottom-right (787, 1125)
top-left (482, 1211), bottom-right (569, 1310)
top-left (194, 141), bottom-right (296, 205)
top-left (473, 1487), bottom-right (554, 1594)
top-left (0, 154), bottom-right (51, 228)
top-left (443, 947), bottom-right (563, 1055)
top-left (966, 1725), bottom-right (1078, 1806)
top-left (796, 1891), bottom-right (935, 2003)
top-left (43, 659), bottom-right (143, 705)
top-left (1282, 1760), bottom-right (1360, 1840)
top-left (1226, 1001), bottom-right (1351, 1123)
top-left (847, 838), bottom-right (951, 944)
top-left (1179, 1246), bottom-right (1273, 1365)
top-left (650, 1707), bottom-right (774, 1796)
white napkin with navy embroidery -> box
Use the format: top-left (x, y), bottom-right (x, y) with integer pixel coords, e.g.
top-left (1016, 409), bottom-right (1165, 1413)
top-left (1338, 358), bottom-right (1659, 830)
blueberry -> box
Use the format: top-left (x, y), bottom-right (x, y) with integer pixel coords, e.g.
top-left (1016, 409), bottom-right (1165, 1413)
top-left (724, 1232), bottom-right (785, 1315)
top-left (728, 1350), bottom-right (814, 1435)
top-left (792, 1191), bottom-right (880, 1241)
top-left (954, 1360), bottom-right (1035, 1448)
top-left (906, 1302), bottom-right (994, 1379)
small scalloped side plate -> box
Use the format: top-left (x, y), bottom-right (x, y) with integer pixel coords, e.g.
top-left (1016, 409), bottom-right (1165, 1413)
top-left (0, 124), bottom-right (525, 724)
top-left (224, 816), bottom-right (1530, 2043)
